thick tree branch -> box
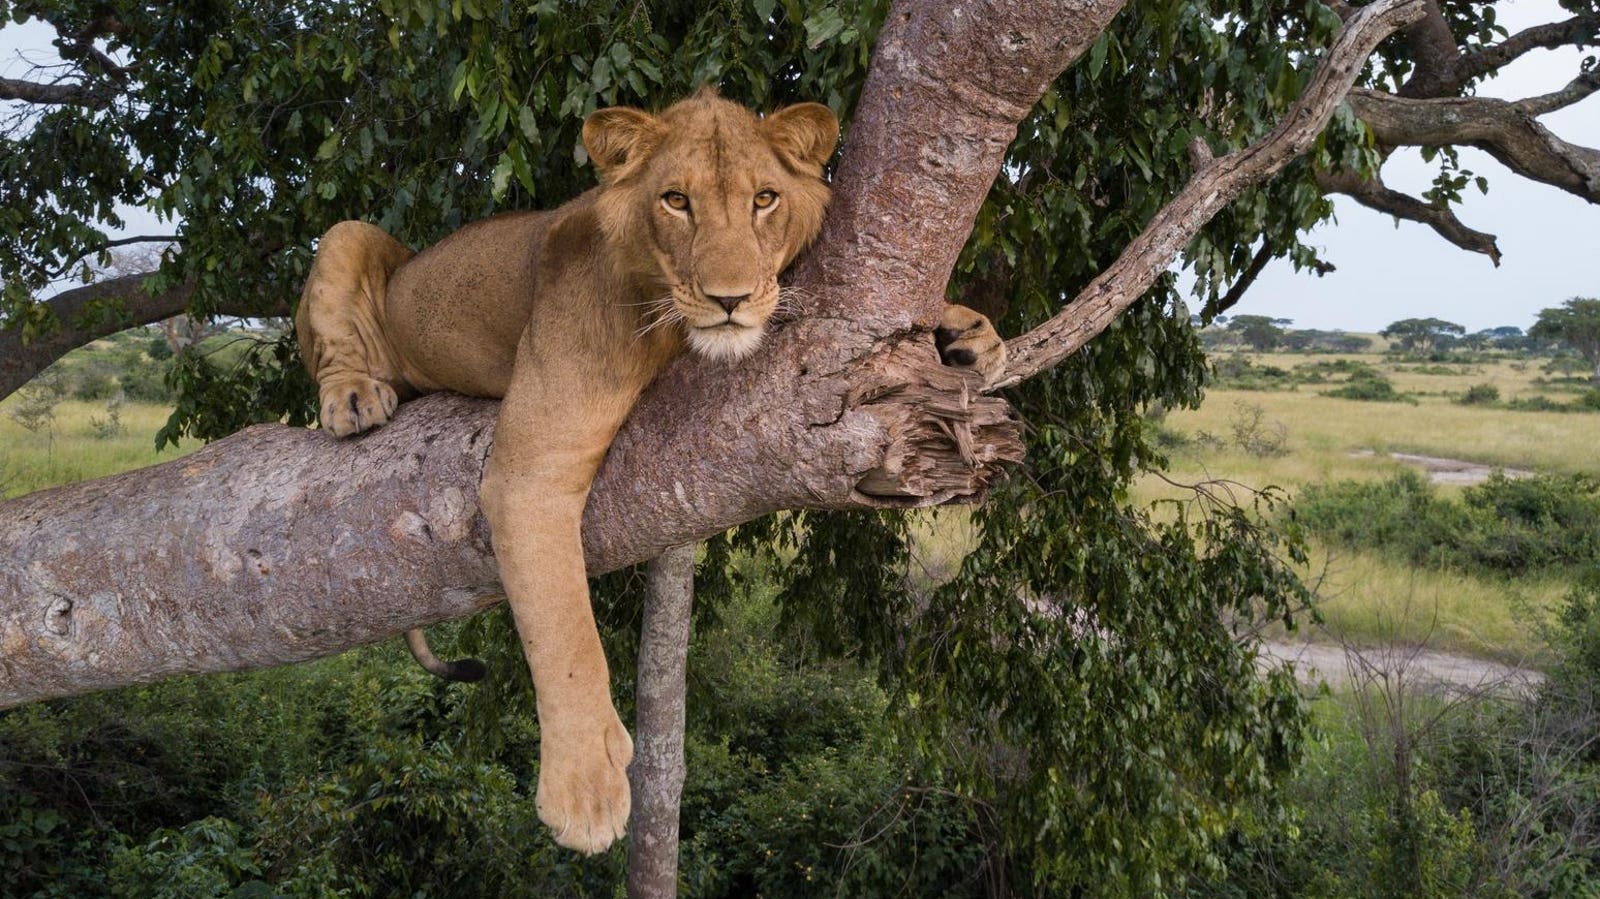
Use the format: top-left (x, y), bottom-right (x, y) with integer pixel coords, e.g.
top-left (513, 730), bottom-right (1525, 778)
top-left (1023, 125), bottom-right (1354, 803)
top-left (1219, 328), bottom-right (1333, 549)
top-left (1397, 0), bottom-right (1465, 99)
top-left (1317, 169), bottom-right (1502, 264)
top-left (0, 273), bottom-right (288, 400)
top-left (1347, 87), bottom-right (1600, 204)
top-left (0, 76), bottom-right (107, 109)
top-left (798, 0), bottom-right (1129, 326)
top-left (998, 0), bottom-right (1429, 386)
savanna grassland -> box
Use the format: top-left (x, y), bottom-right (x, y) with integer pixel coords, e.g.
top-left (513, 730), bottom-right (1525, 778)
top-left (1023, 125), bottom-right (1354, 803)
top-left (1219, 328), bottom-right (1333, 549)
top-left (1140, 341), bottom-right (1600, 662)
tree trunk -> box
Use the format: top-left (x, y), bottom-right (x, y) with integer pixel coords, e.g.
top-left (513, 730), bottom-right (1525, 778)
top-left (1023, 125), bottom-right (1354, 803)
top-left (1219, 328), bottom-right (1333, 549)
top-left (627, 544), bottom-right (698, 899)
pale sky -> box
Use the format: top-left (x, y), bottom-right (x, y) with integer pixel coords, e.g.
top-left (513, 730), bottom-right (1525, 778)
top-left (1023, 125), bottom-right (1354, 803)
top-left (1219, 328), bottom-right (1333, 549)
top-left (3, 2), bottom-right (1595, 333)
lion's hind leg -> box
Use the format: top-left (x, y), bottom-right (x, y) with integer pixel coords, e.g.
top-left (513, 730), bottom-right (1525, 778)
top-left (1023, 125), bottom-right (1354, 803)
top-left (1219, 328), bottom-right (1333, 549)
top-left (295, 221), bottom-right (416, 438)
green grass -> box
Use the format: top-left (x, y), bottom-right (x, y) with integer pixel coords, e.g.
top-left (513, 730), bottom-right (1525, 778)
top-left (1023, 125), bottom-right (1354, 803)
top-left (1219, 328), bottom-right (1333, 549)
top-left (0, 398), bottom-right (196, 498)
top-left (1290, 545), bottom-right (1562, 664)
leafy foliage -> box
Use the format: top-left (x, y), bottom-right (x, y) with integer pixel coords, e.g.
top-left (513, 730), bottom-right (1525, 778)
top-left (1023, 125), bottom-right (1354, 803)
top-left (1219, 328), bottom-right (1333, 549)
top-left (1297, 470), bottom-right (1600, 576)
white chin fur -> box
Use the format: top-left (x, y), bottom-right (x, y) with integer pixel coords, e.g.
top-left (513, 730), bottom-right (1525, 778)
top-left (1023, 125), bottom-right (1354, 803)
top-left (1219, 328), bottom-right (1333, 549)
top-left (687, 324), bottom-right (766, 361)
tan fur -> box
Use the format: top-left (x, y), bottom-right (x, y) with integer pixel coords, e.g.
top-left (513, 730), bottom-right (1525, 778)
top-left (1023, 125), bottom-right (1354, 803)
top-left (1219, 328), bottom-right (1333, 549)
top-left (294, 90), bottom-right (1002, 855)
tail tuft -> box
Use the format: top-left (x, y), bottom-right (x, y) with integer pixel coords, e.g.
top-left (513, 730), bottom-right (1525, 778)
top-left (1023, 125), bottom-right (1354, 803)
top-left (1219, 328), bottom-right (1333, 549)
top-left (405, 627), bottom-right (487, 683)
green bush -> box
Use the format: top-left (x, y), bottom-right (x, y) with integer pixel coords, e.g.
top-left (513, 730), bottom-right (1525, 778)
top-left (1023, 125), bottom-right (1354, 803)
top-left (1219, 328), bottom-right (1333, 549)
top-left (1323, 369), bottom-right (1414, 403)
top-left (1457, 383), bottom-right (1499, 406)
top-left (1296, 471), bottom-right (1600, 575)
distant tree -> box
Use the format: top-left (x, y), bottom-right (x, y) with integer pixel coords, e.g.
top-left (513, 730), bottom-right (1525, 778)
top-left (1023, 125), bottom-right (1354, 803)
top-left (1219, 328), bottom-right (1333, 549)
top-left (1281, 331), bottom-right (1314, 351)
top-left (1332, 335), bottom-right (1373, 353)
top-left (1382, 317), bottom-right (1465, 353)
top-left (1530, 298), bottom-right (1600, 382)
top-left (1230, 315), bottom-right (1292, 351)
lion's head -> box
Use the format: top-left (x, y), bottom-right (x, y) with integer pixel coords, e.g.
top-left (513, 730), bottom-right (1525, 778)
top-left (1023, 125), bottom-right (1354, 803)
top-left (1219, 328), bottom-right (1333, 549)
top-left (582, 89), bottom-right (838, 360)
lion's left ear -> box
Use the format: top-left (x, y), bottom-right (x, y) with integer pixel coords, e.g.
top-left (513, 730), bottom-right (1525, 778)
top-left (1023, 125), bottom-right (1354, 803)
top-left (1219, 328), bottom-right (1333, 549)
top-left (762, 103), bottom-right (839, 173)
top-left (583, 106), bottom-right (664, 181)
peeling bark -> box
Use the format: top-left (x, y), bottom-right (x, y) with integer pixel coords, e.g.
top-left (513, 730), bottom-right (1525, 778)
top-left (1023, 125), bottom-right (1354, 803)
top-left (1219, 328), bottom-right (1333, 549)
top-left (1, 340), bottom-right (1019, 707)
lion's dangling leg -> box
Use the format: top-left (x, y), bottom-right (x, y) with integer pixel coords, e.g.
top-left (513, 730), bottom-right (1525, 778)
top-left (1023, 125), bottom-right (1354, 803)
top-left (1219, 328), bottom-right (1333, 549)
top-left (294, 221), bottom-right (417, 438)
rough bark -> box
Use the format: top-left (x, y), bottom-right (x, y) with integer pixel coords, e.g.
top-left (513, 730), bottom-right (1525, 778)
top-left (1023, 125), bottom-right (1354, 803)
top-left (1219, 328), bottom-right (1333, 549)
top-left (0, 0), bottom-right (1431, 708)
top-left (1346, 86), bottom-right (1600, 206)
top-left (0, 273), bottom-right (289, 400)
top-left (0, 76), bottom-right (107, 108)
top-left (626, 544), bottom-right (697, 899)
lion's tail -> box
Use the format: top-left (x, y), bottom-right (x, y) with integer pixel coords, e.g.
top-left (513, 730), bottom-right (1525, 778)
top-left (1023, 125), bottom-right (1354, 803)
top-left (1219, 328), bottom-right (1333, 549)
top-left (404, 628), bottom-right (488, 682)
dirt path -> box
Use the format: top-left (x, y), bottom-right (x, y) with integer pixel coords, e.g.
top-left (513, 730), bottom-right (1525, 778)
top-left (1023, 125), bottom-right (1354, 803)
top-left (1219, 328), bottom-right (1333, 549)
top-left (1348, 448), bottom-right (1531, 485)
top-left (1262, 639), bottom-right (1544, 694)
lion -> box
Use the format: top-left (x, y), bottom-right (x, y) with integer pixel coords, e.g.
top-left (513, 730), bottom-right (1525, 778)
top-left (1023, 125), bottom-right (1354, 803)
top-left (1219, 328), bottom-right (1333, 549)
top-left (293, 89), bottom-right (1006, 855)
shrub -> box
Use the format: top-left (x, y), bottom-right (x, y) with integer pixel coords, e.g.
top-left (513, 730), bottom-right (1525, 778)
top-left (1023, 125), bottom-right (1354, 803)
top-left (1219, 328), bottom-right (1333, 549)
top-left (1296, 471), bottom-right (1600, 575)
top-left (1211, 355), bottom-right (1296, 391)
top-left (1457, 383), bottom-right (1500, 406)
top-left (1323, 369), bottom-right (1413, 403)
top-left (1228, 401), bottom-right (1289, 457)
top-left (89, 395), bottom-right (126, 440)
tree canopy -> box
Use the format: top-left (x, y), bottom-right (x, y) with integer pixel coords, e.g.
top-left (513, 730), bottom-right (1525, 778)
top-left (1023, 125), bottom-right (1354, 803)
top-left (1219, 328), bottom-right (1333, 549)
top-left (1531, 297), bottom-right (1600, 378)
top-left (2, 0), bottom-right (1598, 892)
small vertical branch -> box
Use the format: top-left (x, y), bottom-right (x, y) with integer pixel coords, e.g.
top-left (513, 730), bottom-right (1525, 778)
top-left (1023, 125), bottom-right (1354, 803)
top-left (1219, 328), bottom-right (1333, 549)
top-left (627, 543), bottom-right (698, 899)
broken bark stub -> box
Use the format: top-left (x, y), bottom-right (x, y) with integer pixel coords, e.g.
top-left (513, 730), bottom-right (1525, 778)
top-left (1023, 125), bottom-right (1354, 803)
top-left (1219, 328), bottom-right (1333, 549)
top-left (852, 346), bottom-right (1022, 502)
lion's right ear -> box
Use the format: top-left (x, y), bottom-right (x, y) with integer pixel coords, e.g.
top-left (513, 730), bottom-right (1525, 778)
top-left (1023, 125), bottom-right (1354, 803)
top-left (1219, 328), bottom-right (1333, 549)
top-left (583, 107), bottom-right (663, 181)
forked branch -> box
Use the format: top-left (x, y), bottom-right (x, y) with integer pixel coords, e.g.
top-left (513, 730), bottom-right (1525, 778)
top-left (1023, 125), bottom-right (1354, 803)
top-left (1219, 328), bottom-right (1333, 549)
top-left (996, 0), bottom-right (1429, 386)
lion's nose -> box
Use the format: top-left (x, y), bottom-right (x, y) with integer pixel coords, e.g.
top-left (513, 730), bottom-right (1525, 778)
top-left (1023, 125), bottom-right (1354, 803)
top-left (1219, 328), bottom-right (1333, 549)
top-left (707, 293), bottom-right (750, 314)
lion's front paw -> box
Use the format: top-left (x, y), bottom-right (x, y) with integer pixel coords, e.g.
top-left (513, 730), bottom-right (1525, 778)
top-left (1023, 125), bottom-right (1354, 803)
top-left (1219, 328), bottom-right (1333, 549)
top-left (318, 377), bottom-right (399, 438)
top-left (935, 304), bottom-right (1007, 387)
top-left (536, 709), bottom-right (634, 855)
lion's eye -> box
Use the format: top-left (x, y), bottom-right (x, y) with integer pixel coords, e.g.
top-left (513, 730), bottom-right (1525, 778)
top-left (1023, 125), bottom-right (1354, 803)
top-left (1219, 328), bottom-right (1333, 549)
top-left (662, 191), bottom-right (691, 212)
top-left (753, 190), bottom-right (778, 210)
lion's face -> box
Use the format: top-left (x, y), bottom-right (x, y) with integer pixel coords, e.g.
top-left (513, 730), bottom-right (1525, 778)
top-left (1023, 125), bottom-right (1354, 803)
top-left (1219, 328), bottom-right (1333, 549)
top-left (584, 92), bottom-right (838, 360)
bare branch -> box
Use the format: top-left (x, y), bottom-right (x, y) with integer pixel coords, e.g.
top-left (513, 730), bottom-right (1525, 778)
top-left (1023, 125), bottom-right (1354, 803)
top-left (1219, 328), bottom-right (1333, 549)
top-left (35, 234), bottom-right (179, 280)
top-left (0, 272), bottom-right (288, 400)
top-left (627, 543), bottom-right (697, 899)
top-left (0, 76), bottom-right (107, 109)
top-left (1453, 13), bottom-right (1600, 88)
top-left (997, 0), bottom-right (1430, 387)
top-left (1517, 70), bottom-right (1600, 117)
top-left (1347, 88), bottom-right (1600, 204)
top-left (1206, 242), bottom-right (1276, 319)
top-left (1317, 169), bottom-right (1502, 264)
